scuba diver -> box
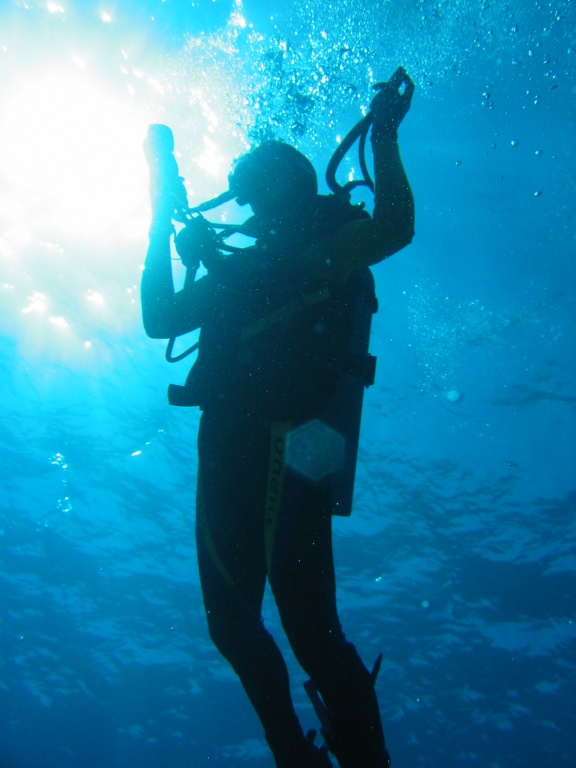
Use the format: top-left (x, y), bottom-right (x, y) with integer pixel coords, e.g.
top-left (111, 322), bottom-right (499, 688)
top-left (141, 67), bottom-right (415, 768)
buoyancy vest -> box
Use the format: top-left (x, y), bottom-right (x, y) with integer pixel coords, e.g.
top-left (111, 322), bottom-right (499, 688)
top-left (168, 195), bottom-right (378, 422)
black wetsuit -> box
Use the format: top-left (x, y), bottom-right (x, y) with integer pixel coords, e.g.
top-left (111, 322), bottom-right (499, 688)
top-left (184, 201), bottom-right (391, 768)
top-left (196, 411), bottom-right (387, 768)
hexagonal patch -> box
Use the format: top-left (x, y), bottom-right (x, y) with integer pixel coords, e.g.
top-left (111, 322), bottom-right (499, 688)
top-left (285, 419), bottom-right (345, 482)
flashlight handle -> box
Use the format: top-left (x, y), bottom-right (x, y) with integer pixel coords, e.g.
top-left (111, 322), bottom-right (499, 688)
top-left (145, 123), bottom-right (174, 154)
top-left (144, 124), bottom-right (179, 173)
top-left (144, 124), bottom-right (189, 223)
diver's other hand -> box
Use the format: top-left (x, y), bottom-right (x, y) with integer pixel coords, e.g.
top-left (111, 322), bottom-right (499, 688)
top-left (371, 67), bottom-right (414, 140)
top-left (174, 216), bottom-right (220, 270)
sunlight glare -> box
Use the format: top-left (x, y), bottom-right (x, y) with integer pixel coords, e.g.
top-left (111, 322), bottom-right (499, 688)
top-left (49, 316), bottom-right (70, 329)
top-left (197, 137), bottom-right (225, 177)
top-left (0, 70), bottom-right (148, 239)
top-left (22, 291), bottom-right (48, 315)
top-left (86, 290), bottom-right (105, 306)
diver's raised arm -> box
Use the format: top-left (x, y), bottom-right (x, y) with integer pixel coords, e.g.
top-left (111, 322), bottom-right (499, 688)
top-left (370, 67), bottom-right (415, 258)
top-left (142, 224), bottom-right (213, 340)
top-left (141, 228), bottom-right (178, 339)
top-left (305, 68), bottom-right (415, 284)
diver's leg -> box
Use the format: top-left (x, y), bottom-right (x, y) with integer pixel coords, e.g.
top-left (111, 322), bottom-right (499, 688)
top-left (269, 476), bottom-right (390, 768)
top-left (196, 413), bottom-right (323, 767)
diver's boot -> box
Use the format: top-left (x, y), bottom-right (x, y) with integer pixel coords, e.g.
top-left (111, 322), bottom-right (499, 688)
top-left (325, 721), bottom-right (391, 768)
top-left (299, 732), bottom-right (333, 768)
top-left (272, 730), bottom-right (333, 768)
top-left (304, 656), bottom-right (390, 768)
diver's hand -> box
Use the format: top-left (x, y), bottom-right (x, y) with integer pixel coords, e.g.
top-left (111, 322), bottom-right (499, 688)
top-left (371, 68), bottom-right (414, 140)
top-left (174, 216), bottom-right (220, 270)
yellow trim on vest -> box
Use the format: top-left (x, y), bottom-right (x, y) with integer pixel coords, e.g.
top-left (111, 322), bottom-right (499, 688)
top-left (241, 287), bottom-right (331, 342)
top-left (264, 422), bottom-right (291, 578)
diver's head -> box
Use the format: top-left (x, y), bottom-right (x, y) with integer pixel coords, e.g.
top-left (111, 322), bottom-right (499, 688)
top-left (228, 140), bottom-right (318, 219)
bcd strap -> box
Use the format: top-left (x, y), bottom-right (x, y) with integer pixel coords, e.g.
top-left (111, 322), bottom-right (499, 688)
top-left (240, 286), bottom-right (332, 343)
top-left (340, 352), bottom-right (377, 388)
top-left (167, 382), bottom-right (198, 407)
top-left (167, 351), bottom-right (377, 408)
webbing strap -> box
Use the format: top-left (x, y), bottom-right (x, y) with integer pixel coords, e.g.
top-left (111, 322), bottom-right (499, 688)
top-left (264, 422), bottom-right (291, 580)
top-left (240, 287), bottom-right (331, 342)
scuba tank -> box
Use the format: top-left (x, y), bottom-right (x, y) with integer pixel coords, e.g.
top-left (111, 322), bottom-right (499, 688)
top-left (316, 266), bottom-right (377, 517)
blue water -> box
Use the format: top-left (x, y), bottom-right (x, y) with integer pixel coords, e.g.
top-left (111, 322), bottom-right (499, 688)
top-left (1, 1), bottom-right (575, 767)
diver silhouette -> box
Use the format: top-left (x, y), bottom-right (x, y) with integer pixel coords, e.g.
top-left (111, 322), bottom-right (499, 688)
top-left (141, 67), bottom-right (415, 768)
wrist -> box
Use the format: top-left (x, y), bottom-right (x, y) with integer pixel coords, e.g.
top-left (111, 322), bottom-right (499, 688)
top-left (371, 127), bottom-right (398, 143)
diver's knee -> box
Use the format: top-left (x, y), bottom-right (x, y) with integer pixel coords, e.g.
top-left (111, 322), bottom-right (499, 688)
top-left (284, 617), bottom-right (346, 675)
top-left (206, 607), bottom-right (261, 662)
top-left (206, 610), bottom-right (241, 658)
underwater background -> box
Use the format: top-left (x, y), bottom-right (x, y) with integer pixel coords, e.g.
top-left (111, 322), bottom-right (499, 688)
top-left (0, 1), bottom-right (575, 766)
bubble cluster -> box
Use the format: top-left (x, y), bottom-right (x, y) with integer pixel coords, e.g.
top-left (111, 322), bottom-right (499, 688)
top-left (147, 0), bottom-right (573, 161)
top-left (405, 283), bottom-right (515, 392)
top-left (49, 453), bottom-right (73, 515)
